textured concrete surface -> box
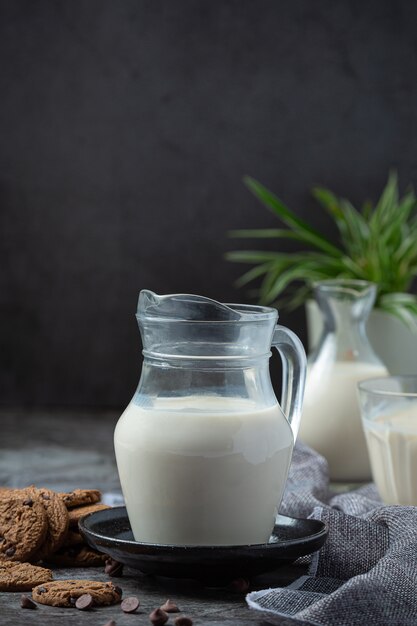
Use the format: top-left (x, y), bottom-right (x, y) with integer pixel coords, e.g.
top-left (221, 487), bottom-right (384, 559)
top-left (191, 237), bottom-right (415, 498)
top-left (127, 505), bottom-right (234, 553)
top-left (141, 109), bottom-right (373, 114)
top-left (0, 408), bottom-right (308, 625)
top-left (0, 407), bottom-right (120, 491)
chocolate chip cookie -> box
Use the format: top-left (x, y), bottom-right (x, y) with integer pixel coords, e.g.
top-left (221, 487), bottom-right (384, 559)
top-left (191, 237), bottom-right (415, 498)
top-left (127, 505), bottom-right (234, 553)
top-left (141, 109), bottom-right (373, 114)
top-left (61, 530), bottom-right (84, 547)
top-left (68, 503), bottom-right (110, 527)
top-left (32, 579), bottom-right (122, 607)
top-left (0, 495), bottom-right (48, 562)
top-left (0, 560), bottom-right (53, 591)
top-left (59, 489), bottom-right (102, 509)
top-left (46, 545), bottom-right (107, 567)
top-left (28, 487), bottom-right (69, 559)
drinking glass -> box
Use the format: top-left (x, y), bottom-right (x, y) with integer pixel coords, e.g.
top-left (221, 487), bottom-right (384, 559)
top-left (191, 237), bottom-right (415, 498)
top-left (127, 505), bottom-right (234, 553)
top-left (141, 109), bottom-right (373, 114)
top-left (358, 376), bottom-right (417, 505)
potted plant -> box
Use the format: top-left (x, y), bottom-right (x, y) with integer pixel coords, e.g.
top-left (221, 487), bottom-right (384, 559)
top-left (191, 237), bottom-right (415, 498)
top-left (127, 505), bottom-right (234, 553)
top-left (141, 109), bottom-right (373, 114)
top-left (227, 172), bottom-right (417, 373)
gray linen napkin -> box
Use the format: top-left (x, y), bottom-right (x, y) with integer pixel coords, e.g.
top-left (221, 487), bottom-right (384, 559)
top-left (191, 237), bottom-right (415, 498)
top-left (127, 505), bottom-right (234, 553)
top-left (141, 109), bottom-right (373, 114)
top-left (247, 442), bottom-right (417, 626)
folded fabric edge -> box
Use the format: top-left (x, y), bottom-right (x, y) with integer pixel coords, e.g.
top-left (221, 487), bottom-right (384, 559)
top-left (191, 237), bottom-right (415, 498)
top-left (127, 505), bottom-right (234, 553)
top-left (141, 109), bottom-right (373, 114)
top-left (247, 578), bottom-right (325, 626)
top-left (246, 586), bottom-right (323, 626)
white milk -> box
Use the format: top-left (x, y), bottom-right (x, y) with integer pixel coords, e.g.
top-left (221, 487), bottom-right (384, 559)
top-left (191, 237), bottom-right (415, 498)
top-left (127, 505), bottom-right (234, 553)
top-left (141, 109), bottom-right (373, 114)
top-left (299, 362), bottom-right (388, 481)
top-left (114, 395), bottom-right (293, 546)
top-left (364, 405), bottom-right (417, 504)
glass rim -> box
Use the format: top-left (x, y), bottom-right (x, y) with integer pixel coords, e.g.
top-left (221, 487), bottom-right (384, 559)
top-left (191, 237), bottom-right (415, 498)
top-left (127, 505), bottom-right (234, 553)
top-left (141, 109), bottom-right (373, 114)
top-left (358, 375), bottom-right (417, 398)
top-left (313, 278), bottom-right (376, 293)
top-left (137, 291), bottom-right (278, 323)
top-left (225, 302), bottom-right (278, 319)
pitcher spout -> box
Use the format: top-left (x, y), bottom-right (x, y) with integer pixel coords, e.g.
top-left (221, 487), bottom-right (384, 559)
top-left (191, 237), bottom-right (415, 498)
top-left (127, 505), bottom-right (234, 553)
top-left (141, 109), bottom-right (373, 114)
top-left (136, 289), bottom-right (278, 360)
top-left (138, 290), bottom-right (243, 322)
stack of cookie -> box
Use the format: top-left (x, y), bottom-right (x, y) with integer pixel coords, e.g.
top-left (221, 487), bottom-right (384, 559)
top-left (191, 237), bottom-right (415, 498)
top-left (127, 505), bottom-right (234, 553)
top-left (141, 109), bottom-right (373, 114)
top-left (0, 486), bottom-right (110, 591)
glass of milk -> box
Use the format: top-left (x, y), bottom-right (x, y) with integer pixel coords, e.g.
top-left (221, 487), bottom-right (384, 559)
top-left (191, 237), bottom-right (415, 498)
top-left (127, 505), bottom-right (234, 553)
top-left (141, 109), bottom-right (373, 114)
top-left (358, 376), bottom-right (417, 505)
top-left (114, 290), bottom-right (306, 546)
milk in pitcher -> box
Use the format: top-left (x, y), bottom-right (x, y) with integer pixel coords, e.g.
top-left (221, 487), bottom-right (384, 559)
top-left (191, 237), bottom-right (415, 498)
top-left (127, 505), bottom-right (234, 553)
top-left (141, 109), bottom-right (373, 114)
top-left (115, 395), bottom-right (293, 546)
top-left (300, 280), bottom-right (388, 481)
top-left (300, 362), bottom-right (388, 480)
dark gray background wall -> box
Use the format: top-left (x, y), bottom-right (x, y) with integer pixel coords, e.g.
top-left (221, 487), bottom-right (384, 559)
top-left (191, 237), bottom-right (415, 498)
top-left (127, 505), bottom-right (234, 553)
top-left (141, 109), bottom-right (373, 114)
top-left (1, 0), bottom-right (416, 407)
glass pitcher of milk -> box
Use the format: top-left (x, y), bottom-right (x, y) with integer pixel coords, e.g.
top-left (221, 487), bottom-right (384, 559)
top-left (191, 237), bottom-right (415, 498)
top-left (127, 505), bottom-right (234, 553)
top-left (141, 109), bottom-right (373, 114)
top-left (114, 290), bottom-right (306, 546)
top-left (299, 280), bottom-right (388, 482)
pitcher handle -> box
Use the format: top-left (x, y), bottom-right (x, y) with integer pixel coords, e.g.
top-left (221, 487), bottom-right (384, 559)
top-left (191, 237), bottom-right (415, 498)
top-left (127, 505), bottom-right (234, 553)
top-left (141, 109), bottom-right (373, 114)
top-left (272, 325), bottom-right (307, 440)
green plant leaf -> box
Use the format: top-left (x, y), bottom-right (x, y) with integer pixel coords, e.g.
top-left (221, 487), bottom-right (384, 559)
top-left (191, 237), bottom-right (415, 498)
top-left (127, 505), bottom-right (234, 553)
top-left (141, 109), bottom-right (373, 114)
top-left (313, 187), bottom-right (370, 259)
top-left (229, 228), bottom-right (310, 241)
top-left (338, 199), bottom-right (370, 257)
top-left (379, 192), bottom-right (417, 250)
top-left (379, 292), bottom-right (417, 332)
top-left (257, 253), bottom-right (351, 304)
top-left (312, 186), bottom-right (344, 220)
top-left (261, 265), bottom-right (323, 305)
top-left (361, 199), bottom-right (373, 221)
top-left (279, 283), bottom-right (313, 311)
top-left (340, 256), bottom-right (368, 279)
top-left (233, 262), bottom-right (271, 288)
top-left (225, 250), bottom-right (286, 263)
top-left (380, 292), bottom-right (417, 306)
top-left (370, 171), bottom-right (399, 229)
top-left (259, 265), bottom-right (286, 304)
top-left (244, 177), bottom-right (342, 257)
top-left (227, 173), bottom-right (417, 323)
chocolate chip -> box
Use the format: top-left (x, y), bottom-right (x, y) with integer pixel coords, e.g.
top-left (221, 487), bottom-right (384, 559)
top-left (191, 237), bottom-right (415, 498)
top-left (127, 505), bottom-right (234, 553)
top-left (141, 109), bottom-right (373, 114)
top-left (41, 493), bottom-right (51, 500)
top-left (70, 597), bottom-right (77, 606)
top-left (121, 596), bottom-right (140, 613)
top-left (174, 617), bottom-right (193, 626)
top-left (20, 595), bottom-right (37, 610)
top-left (5, 546), bottom-right (15, 557)
top-left (114, 585), bottom-right (123, 597)
top-left (75, 593), bottom-right (94, 610)
top-left (160, 599), bottom-right (180, 613)
top-left (149, 608), bottom-right (169, 625)
top-left (229, 577), bottom-right (250, 592)
top-left (23, 498), bottom-right (33, 507)
top-left (38, 587), bottom-right (46, 594)
top-left (105, 557), bottom-right (124, 577)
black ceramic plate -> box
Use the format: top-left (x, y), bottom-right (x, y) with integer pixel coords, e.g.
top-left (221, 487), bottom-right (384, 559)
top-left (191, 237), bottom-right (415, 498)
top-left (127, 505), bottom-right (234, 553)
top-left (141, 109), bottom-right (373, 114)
top-left (79, 506), bottom-right (327, 582)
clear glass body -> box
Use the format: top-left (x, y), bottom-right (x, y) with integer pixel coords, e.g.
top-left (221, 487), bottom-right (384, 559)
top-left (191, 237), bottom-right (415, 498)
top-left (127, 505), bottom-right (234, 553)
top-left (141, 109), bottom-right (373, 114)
top-left (358, 376), bottom-right (417, 505)
top-left (299, 280), bottom-right (388, 481)
top-left (114, 290), bottom-right (306, 546)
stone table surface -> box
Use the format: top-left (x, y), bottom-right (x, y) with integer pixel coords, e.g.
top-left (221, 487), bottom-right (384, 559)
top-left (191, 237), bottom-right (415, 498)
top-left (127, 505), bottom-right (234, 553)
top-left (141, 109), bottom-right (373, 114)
top-left (0, 408), bottom-right (310, 626)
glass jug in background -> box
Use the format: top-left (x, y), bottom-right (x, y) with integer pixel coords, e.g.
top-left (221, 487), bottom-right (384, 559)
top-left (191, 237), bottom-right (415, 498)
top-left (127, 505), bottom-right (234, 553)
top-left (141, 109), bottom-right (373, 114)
top-left (114, 290), bottom-right (306, 546)
top-left (299, 280), bottom-right (388, 482)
